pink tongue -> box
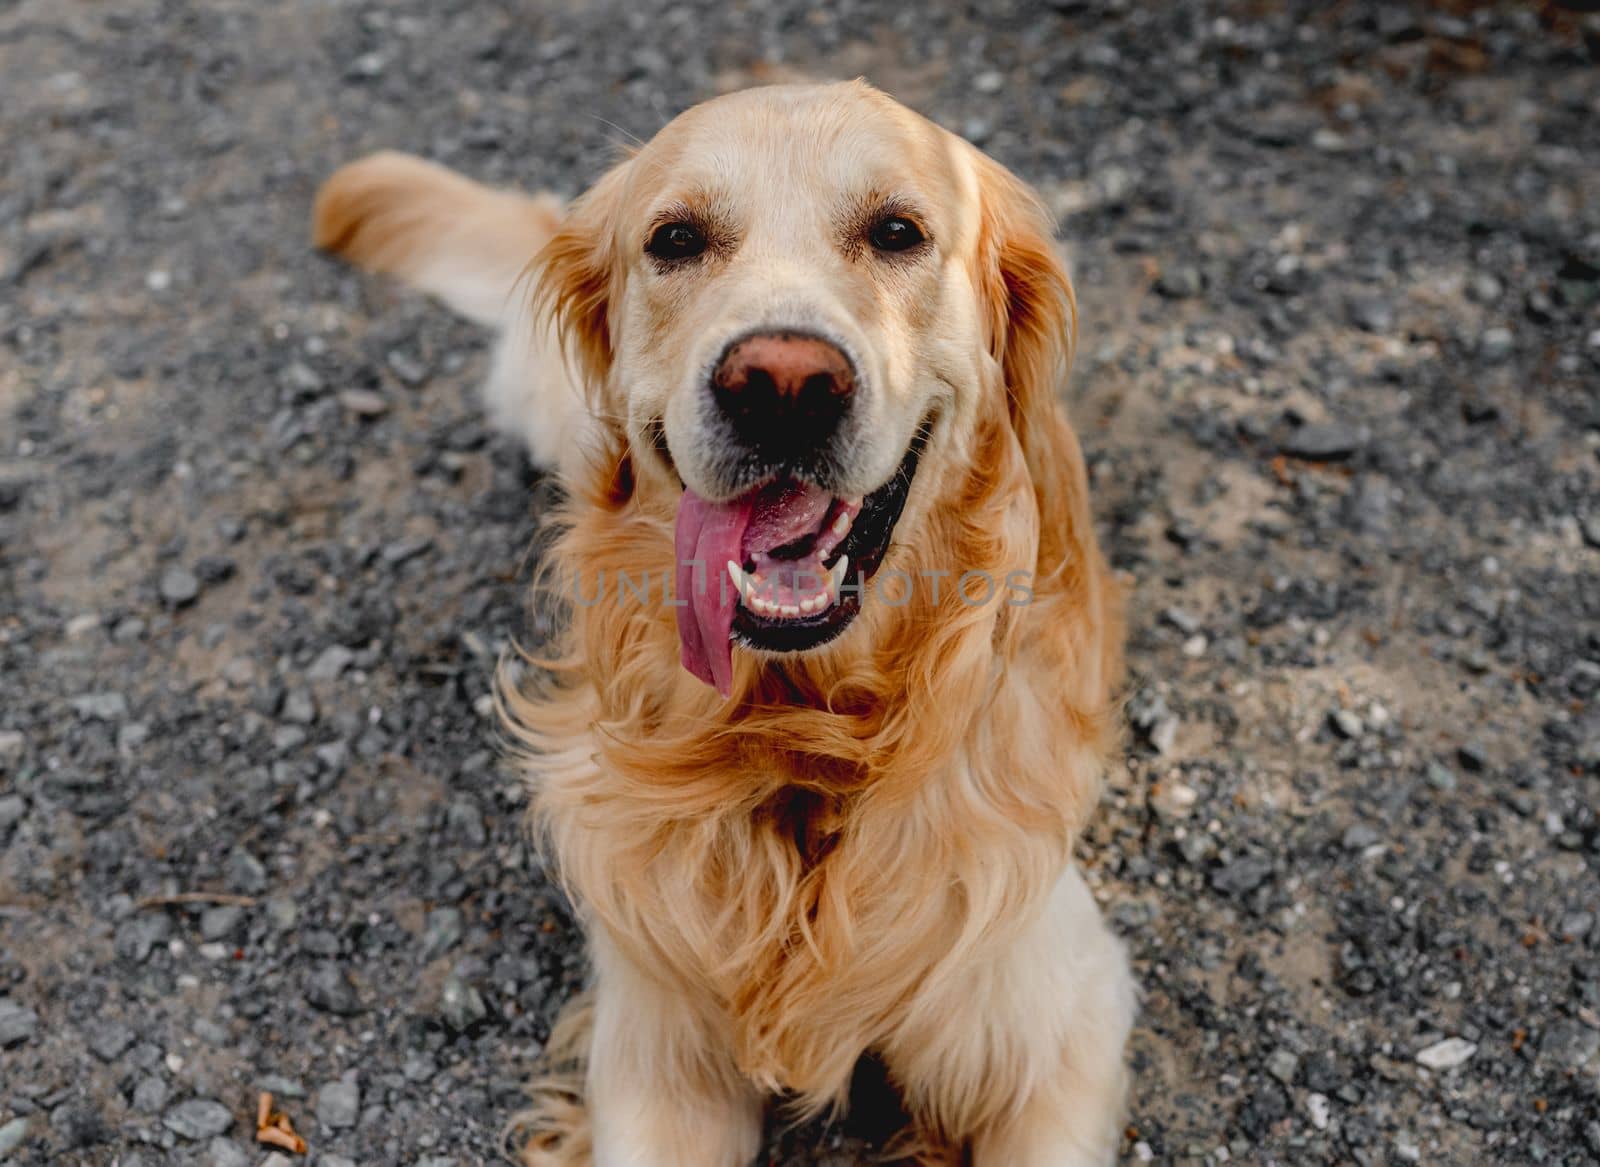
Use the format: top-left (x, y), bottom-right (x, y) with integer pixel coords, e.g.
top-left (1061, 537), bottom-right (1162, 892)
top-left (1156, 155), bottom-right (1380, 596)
top-left (675, 489), bottom-right (753, 697)
top-left (673, 480), bottom-right (834, 696)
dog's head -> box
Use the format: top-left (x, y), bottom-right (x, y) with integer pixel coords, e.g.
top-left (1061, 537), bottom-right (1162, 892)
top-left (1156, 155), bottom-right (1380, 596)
top-left (535, 81), bottom-right (1078, 698)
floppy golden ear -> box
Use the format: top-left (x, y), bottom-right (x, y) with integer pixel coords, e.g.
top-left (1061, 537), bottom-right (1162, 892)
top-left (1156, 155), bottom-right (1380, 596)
top-left (973, 152), bottom-right (1083, 581)
top-left (531, 160), bottom-right (632, 398)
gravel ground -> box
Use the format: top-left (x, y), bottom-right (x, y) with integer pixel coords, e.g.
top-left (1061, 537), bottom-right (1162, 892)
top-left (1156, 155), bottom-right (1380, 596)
top-left (3, 1), bottom-right (1599, 1164)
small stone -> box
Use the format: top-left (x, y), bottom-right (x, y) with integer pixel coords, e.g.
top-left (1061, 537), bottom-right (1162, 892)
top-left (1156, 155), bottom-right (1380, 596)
top-left (1341, 823), bottom-right (1380, 851)
top-left (1581, 514), bottom-right (1600, 550)
top-left (338, 388), bottom-right (389, 417)
top-left (1266, 1048), bottom-right (1299, 1085)
top-left (1328, 709), bottom-right (1364, 739)
top-left (0, 1117), bottom-right (29, 1156)
top-left (0, 999), bottom-right (40, 1047)
top-left (316, 1077), bottom-right (360, 1130)
top-left (1148, 715), bottom-right (1179, 756)
top-left (1284, 422), bottom-right (1362, 462)
top-left (70, 691), bottom-right (128, 721)
top-left (266, 896), bottom-right (299, 932)
top-left (1558, 911), bottom-right (1594, 939)
top-left (382, 535), bottom-right (433, 566)
top-left (0, 794), bottom-right (26, 832)
top-left (162, 1098), bottom-right (234, 1141)
top-left (1457, 742), bottom-right (1488, 772)
top-left (1478, 326), bottom-right (1513, 363)
top-left (1415, 1037), bottom-right (1476, 1071)
top-left (1424, 762), bottom-right (1458, 792)
top-left (1540, 1020), bottom-right (1599, 1070)
top-left (281, 689), bottom-right (317, 725)
top-left (1157, 265), bottom-right (1204, 299)
top-left (132, 1076), bottom-right (170, 1114)
top-left (307, 645), bottom-right (355, 681)
top-left (207, 1136), bottom-right (251, 1167)
top-left (973, 69), bottom-right (1004, 94)
top-left (423, 907), bottom-right (464, 959)
top-left (160, 565), bottom-right (201, 606)
top-left (319, 1156), bottom-right (359, 1167)
top-left (1306, 1092), bottom-right (1331, 1131)
top-left (282, 360), bottom-right (324, 396)
top-left (440, 974), bottom-right (488, 1032)
top-left (305, 964), bottom-right (360, 1015)
top-left (402, 1051), bottom-right (437, 1082)
top-left (226, 848), bottom-right (268, 894)
top-left (1467, 272), bottom-right (1503, 304)
top-left (386, 350), bottom-right (429, 386)
top-left (200, 905), bottom-right (243, 941)
top-left (0, 730), bottom-right (23, 761)
top-left (1346, 296), bottom-right (1394, 333)
top-left (87, 1020), bottom-right (134, 1061)
top-left (1211, 854), bottom-right (1273, 896)
top-left (221, 657), bottom-right (256, 687)
top-left (1161, 607), bottom-right (1202, 635)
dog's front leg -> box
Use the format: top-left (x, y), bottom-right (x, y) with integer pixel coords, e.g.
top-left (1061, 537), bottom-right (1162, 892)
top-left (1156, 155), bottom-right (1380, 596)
top-left (587, 930), bottom-right (764, 1167)
top-left (888, 867), bottom-right (1135, 1167)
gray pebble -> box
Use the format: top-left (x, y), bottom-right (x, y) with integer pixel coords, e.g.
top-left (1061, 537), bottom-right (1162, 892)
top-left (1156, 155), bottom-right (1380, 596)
top-left (339, 388), bottom-right (390, 416)
top-left (1266, 1048), bottom-right (1299, 1085)
top-left (226, 847), bottom-right (268, 894)
top-left (160, 565), bottom-right (201, 606)
top-left (305, 964), bottom-right (361, 1015)
top-left (0, 793), bottom-right (26, 832)
top-left (200, 904), bottom-right (244, 941)
top-left (422, 907), bottom-right (464, 959)
top-left (307, 645), bottom-right (355, 681)
top-left (132, 1076), bottom-right (171, 1114)
top-left (1328, 709), bottom-right (1364, 739)
top-left (439, 974), bottom-right (488, 1032)
top-left (208, 1136), bottom-right (252, 1167)
top-left (0, 1117), bottom-right (29, 1156)
top-left (1157, 265), bottom-right (1204, 299)
top-left (0, 998), bottom-right (40, 1047)
top-left (70, 691), bottom-right (129, 721)
top-left (1211, 855), bottom-right (1273, 896)
top-left (87, 1020), bottom-right (135, 1061)
top-left (317, 1076), bottom-right (361, 1130)
top-left (162, 1098), bottom-right (234, 1141)
top-left (1283, 422), bottom-right (1362, 462)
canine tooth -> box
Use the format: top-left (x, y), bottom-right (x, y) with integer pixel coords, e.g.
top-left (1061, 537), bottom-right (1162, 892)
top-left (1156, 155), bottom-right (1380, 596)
top-left (727, 561), bottom-right (751, 600)
top-left (828, 554), bottom-right (850, 594)
top-left (832, 512), bottom-right (852, 536)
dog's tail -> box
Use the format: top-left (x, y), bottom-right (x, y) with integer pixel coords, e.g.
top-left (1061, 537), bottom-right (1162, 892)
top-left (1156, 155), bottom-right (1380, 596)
top-left (312, 151), bottom-right (563, 327)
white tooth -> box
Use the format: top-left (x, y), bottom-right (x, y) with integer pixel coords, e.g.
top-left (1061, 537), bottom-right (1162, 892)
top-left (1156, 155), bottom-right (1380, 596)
top-left (726, 561), bottom-right (750, 601)
top-left (750, 595), bottom-right (770, 614)
top-left (828, 554), bottom-right (849, 594)
top-left (800, 596), bottom-right (818, 614)
top-left (781, 604), bottom-right (800, 617)
top-left (832, 512), bottom-right (852, 536)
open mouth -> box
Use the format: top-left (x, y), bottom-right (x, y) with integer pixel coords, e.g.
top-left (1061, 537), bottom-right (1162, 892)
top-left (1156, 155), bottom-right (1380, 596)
top-left (674, 430), bottom-right (927, 695)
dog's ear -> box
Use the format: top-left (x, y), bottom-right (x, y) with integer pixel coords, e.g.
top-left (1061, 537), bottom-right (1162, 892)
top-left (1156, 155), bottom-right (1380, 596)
top-left (972, 152), bottom-right (1083, 580)
top-left (531, 159), bottom-right (633, 396)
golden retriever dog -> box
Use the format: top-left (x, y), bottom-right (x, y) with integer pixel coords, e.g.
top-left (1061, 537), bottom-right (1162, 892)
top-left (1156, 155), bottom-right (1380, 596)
top-left (313, 80), bottom-right (1133, 1166)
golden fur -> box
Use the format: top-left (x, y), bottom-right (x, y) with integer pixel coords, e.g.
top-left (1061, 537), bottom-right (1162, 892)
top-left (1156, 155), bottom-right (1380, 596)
top-left (315, 81), bottom-right (1133, 1166)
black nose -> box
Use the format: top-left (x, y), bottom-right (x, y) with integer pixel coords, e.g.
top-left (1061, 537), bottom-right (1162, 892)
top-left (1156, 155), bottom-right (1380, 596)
top-left (710, 332), bottom-right (856, 455)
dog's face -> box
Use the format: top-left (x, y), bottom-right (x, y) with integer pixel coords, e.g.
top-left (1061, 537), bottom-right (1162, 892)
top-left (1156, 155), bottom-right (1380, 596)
top-left (539, 82), bottom-right (1074, 694)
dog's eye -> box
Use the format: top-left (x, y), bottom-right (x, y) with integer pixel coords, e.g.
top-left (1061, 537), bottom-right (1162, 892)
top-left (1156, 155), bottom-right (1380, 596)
top-left (868, 215), bottom-right (925, 253)
top-left (646, 222), bottom-right (707, 262)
